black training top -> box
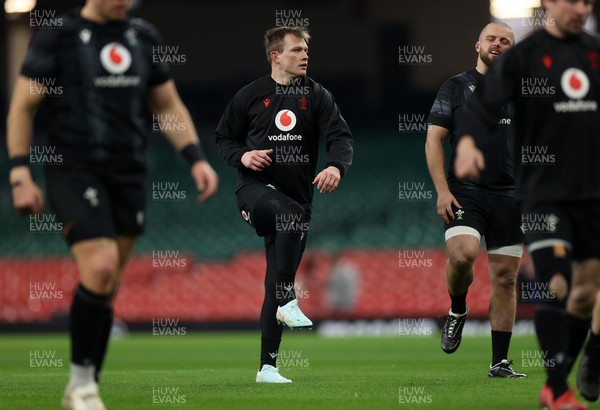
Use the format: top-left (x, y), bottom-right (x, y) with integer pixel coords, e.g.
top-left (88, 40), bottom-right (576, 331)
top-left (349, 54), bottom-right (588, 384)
top-left (428, 68), bottom-right (516, 195)
top-left (460, 29), bottom-right (600, 205)
top-left (21, 9), bottom-right (170, 166)
top-left (215, 75), bottom-right (353, 207)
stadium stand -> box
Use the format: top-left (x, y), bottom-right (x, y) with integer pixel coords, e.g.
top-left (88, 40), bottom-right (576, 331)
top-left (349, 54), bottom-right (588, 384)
top-left (0, 249), bottom-right (534, 324)
top-left (0, 133), bottom-right (533, 325)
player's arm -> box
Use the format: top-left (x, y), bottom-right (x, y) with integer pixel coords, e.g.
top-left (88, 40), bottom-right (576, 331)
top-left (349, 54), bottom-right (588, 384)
top-left (214, 95), bottom-right (272, 172)
top-left (425, 124), bottom-right (461, 223)
top-left (7, 75), bottom-right (46, 215)
top-left (456, 50), bottom-right (520, 179)
top-left (147, 80), bottom-right (218, 203)
top-left (454, 135), bottom-right (485, 180)
top-left (313, 87), bottom-right (353, 194)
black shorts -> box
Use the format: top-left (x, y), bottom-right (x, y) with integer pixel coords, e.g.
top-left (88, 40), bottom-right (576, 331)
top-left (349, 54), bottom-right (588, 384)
top-left (444, 188), bottom-right (524, 253)
top-left (523, 201), bottom-right (600, 261)
top-left (45, 161), bottom-right (147, 246)
top-left (236, 182), bottom-right (311, 243)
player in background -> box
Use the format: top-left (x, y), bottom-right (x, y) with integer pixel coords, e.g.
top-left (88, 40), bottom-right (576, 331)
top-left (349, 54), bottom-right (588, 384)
top-left (7, 0), bottom-right (218, 408)
top-left (215, 26), bottom-right (353, 383)
top-left (426, 22), bottom-right (526, 378)
top-left (455, 0), bottom-right (599, 408)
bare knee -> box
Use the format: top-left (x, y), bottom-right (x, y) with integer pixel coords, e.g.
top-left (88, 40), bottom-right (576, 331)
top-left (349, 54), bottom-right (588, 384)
top-left (85, 253), bottom-right (118, 294)
top-left (569, 284), bottom-right (597, 317)
top-left (448, 245), bottom-right (478, 272)
top-left (72, 239), bottom-right (119, 295)
top-left (487, 253), bottom-right (520, 292)
top-left (491, 266), bottom-right (517, 290)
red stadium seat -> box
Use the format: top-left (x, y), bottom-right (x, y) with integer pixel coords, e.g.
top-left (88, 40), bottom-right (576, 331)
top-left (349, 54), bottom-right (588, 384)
top-left (0, 249), bottom-right (516, 324)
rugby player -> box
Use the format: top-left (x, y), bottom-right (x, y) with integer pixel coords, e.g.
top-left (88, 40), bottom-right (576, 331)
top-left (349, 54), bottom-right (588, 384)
top-left (455, 0), bottom-right (599, 408)
top-left (7, 0), bottom-right (218, 408)
top-left (426, 22), bottom-right (526, 378)
top-left (215, 26), bottom-right (353, 383)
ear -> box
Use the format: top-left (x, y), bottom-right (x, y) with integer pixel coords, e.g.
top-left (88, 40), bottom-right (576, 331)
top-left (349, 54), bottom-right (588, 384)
top-left (475, 40), bottom-right (480, 53)
top-left (270, 50), bottom-right (279, 65)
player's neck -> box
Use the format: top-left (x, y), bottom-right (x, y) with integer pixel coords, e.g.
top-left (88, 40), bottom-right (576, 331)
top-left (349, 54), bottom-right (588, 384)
top-left (475, 61), bottom-right (488, 75)
top-left (544, 26), bottom-right (577, 40)
top-left (81, 5), bottom-right (109, 24)
top-left (270, 71), bottom-right (300, 86)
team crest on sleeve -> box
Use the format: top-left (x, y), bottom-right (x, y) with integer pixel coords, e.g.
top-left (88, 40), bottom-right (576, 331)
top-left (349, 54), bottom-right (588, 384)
top-left (299, 97), bottom-right (308, 110)
top-left (79, 29), bottom-right (91, 44)
top-left (542, 55), bottom-right (552, 69)
top-left (588, 51), bottom-right (599, 70)
top-left (136, 211), bottom-right (145, 226)
top-left (125, 28), bottom-right (138, 46)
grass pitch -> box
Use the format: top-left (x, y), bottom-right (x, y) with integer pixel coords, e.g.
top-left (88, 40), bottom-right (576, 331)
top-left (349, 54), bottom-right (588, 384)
top-left (0, 332), bottom-right (589, 409)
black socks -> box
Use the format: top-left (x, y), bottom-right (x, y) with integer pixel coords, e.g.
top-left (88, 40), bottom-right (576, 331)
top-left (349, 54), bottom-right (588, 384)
top-left (535, 305), bottom-right (569, 399)
top-left (491, 330), bottom-right (512, 366)
top-left (260, 339), bottom-right (281, 369)
top-left (449, 291), bottom-right (468, 315)
top-left (70, 285), bottom-right (111, 370)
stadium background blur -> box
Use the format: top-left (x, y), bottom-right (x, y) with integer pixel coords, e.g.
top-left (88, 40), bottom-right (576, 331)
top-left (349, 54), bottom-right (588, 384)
top-left (0, 0), bottom-right (597, 331)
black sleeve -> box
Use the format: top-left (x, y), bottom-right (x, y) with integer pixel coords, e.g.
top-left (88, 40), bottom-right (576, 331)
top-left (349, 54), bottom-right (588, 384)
top-left (427, 78), bottom-right (457, 130)
top-left (459, 50), bottom-right (520, 144)
top-left (141, 21), bottom-right (170, 87)
top-left (21, 29), bottom-right (61, 79)
top-left (215, 92), bottom-right (250, 168)
top-left (316, 86), bottom-right (353, 177)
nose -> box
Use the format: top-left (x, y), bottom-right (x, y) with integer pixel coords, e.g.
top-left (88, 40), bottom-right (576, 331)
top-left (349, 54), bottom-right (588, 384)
top-left (492, 39), bottom-right (504, 49)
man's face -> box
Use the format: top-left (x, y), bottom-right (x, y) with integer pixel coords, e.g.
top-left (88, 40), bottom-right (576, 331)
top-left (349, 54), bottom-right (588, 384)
top-left (544, 0), bottom-right (594, 37)
top-left (477, 24), bottom-right (514, 68)
top-left (272, 34), bottom-right (309, 77)
top-left (89, 0), bottom-right (131, 21)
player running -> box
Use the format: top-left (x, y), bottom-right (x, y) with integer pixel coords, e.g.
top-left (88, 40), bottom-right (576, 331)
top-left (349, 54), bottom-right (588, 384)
top-left (7, 1), bottom-right (218, 409)
top-left (455, 0), bottom-right (599, 408)
top-left (426, 22), bottom-right (526, 378)
top-left (215, 26), bottom-right (353, 383)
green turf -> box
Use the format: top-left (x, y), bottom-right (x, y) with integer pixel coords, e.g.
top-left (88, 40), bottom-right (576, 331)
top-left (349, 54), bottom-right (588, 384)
top-left (0, 332), bottom-right (590, 409)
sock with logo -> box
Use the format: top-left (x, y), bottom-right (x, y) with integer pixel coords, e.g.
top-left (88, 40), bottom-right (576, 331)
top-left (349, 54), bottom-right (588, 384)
top-left (275, 274), bottom-right (296, 306)
top-left (260, 339), bottom-right (281, 370)
top-left (272, 229), bottom-right (302, 307)
top-left (257, 195), bottom-right (307, 370)
top-left (260, 242), bottom-right (284, 370)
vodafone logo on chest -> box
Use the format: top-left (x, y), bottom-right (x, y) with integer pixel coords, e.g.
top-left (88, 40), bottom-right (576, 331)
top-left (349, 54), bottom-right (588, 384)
top-left (275, 110), bottom-right (297, 131)
top-left (100, 42), bottom-right (132, 74)
top-left (553, 67), bottom-right (597, 113)
top-left (561, 68), bottom-right (589, 99)
top-left (268, 109), bottom-right (303, 141)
